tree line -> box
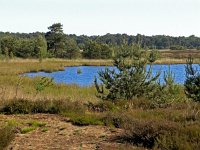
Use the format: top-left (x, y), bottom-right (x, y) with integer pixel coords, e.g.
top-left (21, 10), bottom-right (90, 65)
top-left (0, 23), bottom-right (200, 60)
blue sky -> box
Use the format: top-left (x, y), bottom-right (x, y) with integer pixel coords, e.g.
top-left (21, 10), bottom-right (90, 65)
top-left (0, 0), bottom-right (199, 36)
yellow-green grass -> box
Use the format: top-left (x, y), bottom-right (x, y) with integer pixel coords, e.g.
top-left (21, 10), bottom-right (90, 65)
top-left (0, 59), bottom-right (111, 102)
top-left (159, 49), bottom-right (200, 59)
top-left (0, 57), bottom-right (199, 102)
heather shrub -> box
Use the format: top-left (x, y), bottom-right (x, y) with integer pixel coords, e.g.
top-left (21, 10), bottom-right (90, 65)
top-left (0, 98), bottom-right (86, 114)
top-left (121, 118), bottom-right (178, 148)
top-left (156, 125), bottom-right (200, 150)
top-left (87, 100), bottom-right (117, 112)
top-left (0, 126), bottom-right (15, 149)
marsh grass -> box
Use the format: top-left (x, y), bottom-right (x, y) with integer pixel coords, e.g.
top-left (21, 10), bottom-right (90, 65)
top-left (0, 58), bottom-right (198, 102)
top-left (0, 59), bottom-right (112, 103)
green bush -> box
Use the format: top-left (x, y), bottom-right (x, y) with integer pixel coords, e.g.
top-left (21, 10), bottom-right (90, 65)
top-left (67, 113), bottom-right (103, 126)
top-left (21, 127), bottom-right (36, 134)
top-left (148, 66), bottom-right (185, 108)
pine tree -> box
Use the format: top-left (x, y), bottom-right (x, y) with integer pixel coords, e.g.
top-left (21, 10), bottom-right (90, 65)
top-left (45, 23), bottom-right (65, 56)
top-left (95, 45), bottom-right (160, 101)
top-left (184, 56), bottom-right (200, 102)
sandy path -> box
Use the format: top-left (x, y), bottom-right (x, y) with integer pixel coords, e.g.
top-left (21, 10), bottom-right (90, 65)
top-left (0, 114), bottom-right (134, 150)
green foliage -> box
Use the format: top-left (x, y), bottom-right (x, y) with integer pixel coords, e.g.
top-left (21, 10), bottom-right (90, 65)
top-left (0, 40), bottom-right (3, 60)
top-left (10, 51), bottom-right (14, 59)
top-left (35, 77), bottom-right (53, 95)
top-left (170, 45), bottom-right (186, 50)
top-left (100, 44), bottom-right (112, 59)
top-left (77, 68), bottom-right (82, 74)
top-left (95, 45), bottom-right (160, 101)
top-left (83, 41), bottom-right (112, 59)
top-left (0, 40), bottom-right (1, 55)
top-left (16, 38), bottom-right (36, 58)
top-left (41, 128), bottom-right (48, 132)
top-left (0, 34), bottom-right (47, 58)
top-left (21, 127), bottom-right (36, 134)
top-left (21, 120), bottom-right (46, 134)
top-left (56, 38), bottom-right (80, 59)
top-left (5, 47), bottom-right (9, 61)
top-left (26, 120), bottom-right (46, 127)
top-left (0, 31), bottom-right (200, 59)
top-left (45, 23), bottom-right (65, 56)
top-left (1, 36), bottom-right (19, 57)
top-left (184, 56), bottom-right (200, 102)
top-left (35, 35), bottom-right (47, 62)
top-left (68, 113), bottom-right (103, 126)
top-left (149, 66), bottom-right (183, 107)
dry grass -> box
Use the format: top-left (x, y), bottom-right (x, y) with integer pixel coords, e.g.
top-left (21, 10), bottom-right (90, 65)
top-left (0, 59), bottom-right (111, 102)
top-left (160, 49), bottom-right (200, 59)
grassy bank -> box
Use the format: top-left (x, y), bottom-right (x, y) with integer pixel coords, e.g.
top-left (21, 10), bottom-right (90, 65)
top-left (0, 59), bottom-right (114, 102)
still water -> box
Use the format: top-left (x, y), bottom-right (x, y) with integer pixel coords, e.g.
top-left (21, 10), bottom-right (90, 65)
top-left (24, 64), bottom-right (200, 86)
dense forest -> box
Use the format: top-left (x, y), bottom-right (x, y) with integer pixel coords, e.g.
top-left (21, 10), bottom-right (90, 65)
top-left (0, 23), bottom-right (200, 59)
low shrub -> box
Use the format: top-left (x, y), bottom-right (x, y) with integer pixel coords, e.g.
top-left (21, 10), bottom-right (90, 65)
top-left (20, 120), bottom-right (46, 134)
top-left (156, 125), bottom-right (200, 149)
top-left (124, 98), bottom-right (154, 110)
top-left (0, 99), bottom-right (33, 114)
top-left (102, 111), bottom-right (129, 128)
top-left (0, 98), bottom-right (86, 115)
top-left (121, 118), bottom-right (178, 148)
top-left (21, 127), bottom-right (36, 134)
top-left (170, 45), bottom-right (186, 50)
top-left (87, 101), bottom-right (117, 112)
top-left (66, 113), bottom-right (104, 126)
top-left (0, 126), bottom-right (15, 149)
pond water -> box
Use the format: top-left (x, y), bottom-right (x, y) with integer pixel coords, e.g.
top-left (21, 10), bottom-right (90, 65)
top-left (24, 64), bottom-right (200, 87)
